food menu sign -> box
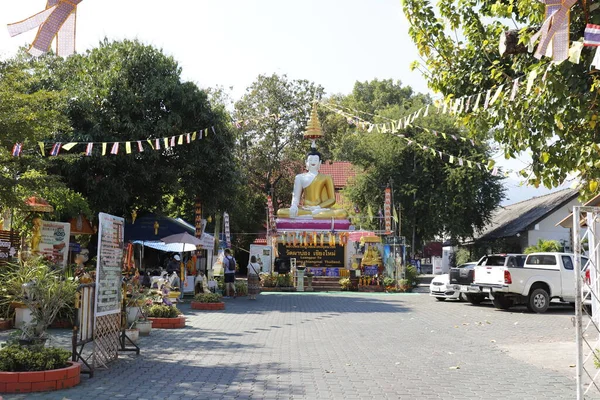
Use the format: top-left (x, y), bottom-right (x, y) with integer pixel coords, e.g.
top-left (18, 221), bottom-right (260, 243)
top-left (94, 213), bottom-right (124, 317)
top-left (40, 221), bottom-right (70, 268)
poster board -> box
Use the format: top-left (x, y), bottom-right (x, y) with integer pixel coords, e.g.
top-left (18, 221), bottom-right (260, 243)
top-left (249, 244), bottom-right (272, 274)
top-left (94, 213), bottom-right (124, 317)
top-left (39, 221), bottom-right (70, 268)
top-left (277, 243), bottom-right (345, 269)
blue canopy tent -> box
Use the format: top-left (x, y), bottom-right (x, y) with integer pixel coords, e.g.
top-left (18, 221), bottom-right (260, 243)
top-left (125, 213), bottom-right (214, 287)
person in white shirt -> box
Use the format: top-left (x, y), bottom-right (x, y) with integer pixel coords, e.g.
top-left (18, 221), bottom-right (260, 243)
top-left (247, 255), bottom-right (261, 300)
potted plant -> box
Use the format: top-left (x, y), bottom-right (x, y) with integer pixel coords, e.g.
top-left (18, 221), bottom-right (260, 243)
top-left (398, 279), bottom-right (412, 292)
top-left (191, 293), bottom-right (225, 310)
top-left (0, 256), bottom-right (77, 344)
top-left (235, 281), bottom-right (248, 297)
top-left (339, 277), bottom-right (351, 291)
top-left (146, 304), bottom-right (185, 329)
top-left (0, 257), bottom-right (81, 393)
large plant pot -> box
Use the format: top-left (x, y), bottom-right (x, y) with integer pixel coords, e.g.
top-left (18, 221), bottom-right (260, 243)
top-left (0, 361), bottom-right (80, 393)
top-left (135, 320), bottom-right (152, 336)
top-left (0, 319), bottom-right (13, 331)
top-left (125, 328), bottom-right (139, 344)
top-left (126, 307), bottom-right (141, 325)
top-left (14, 307), bottom-right (33, 329)
top-left (191, 301), bottom-right (225, 310)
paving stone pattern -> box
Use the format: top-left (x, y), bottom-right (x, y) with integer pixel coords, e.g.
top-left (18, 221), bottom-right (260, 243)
top-left (2, 293), bottom-right (597, 399)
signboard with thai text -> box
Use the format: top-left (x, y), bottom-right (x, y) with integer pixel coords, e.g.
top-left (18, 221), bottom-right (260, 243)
top-left (277, 243), bottom-right (345, 268)
top-left (95, 213), bottom-right (124, 317)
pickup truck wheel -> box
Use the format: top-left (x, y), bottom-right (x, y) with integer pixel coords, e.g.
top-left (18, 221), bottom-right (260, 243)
top-left (527, 288), bottom-right (549, 313)
top-left (435, 297), bottom-right (446, 301)
top-left (465, 294), bottom-right (483, 305)
top-left (492, 295), bottom-right (512, 310)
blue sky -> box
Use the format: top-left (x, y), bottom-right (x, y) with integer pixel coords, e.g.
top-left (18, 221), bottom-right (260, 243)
top-left (0, 0), bottom-right (564, 204)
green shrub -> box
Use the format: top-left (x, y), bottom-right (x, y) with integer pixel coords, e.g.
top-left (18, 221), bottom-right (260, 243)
top-left (339, 278), bottom-right (351, 290)
top-left (276, 274), bottom-right (293, 287)
top-left (260, 273), bottom-right (277, 287)
top-left (214, 276), bottom-right (224, 291)
top-left (146, 304), bottom-right (180, 318)
top-left (455, 248), bottom-right (471, 266)
top-left (0, 344), bottom-right (70, 372)
top-left (194, 293), bottom-right (222, 303)
top-left (235, 281), bottom-right (248, 295)
top-left (383, 277), bottom-right (396, 287)
top-left (398, 279), bottom-right (411, 292)
top-left (405, 264), bottom-right (417, 285)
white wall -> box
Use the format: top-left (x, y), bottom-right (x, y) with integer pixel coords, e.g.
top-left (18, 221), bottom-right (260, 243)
top-left (526, 198), bottom-right (579, 250)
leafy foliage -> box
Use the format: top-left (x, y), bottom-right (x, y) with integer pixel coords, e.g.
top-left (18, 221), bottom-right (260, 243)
top-left (402, 0), bottom-right (597, 194)
top-left (524, 239), bottom-right (562, 254)
top-left (0, 344), bottom-right (70, 372)
top-left (146, 304), bottom-right (180, 318)
top-left (324, 80), bottom-right (503, 249)
top-left (339, 277), bottom-right (352, 290)
top-left (193, 293), bottom-right (223, 303)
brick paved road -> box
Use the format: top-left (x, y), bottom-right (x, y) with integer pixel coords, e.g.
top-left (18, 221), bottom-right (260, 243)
top-left (3, 293), bottom-right (597, 399)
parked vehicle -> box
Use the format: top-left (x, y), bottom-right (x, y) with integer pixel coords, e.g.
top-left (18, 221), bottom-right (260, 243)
top-left (472, 252), bottom-right (587, 313)
top-left (457, 254), bottom-right (526, 305)
top-left (430, 268), bottom-right (469, 301)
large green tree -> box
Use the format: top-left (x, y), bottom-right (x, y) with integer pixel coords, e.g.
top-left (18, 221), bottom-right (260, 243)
top-left (233, 74), bottom-right (324, 214)
top-left (32, 39), bottom-right (238, 222)
top-left (323, 79), bottom-right (504, 251)
top-left (0, 55), bottom-right (89, 226)
top-left (402, 0), bottom-right (596, 194)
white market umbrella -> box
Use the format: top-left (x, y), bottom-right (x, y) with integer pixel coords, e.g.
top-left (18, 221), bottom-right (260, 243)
top-left (161, 232), bottom-right (203, 297)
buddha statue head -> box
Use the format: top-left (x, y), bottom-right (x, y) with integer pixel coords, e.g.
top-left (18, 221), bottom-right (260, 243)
top-left (306, 149), bottom-right (321, 172)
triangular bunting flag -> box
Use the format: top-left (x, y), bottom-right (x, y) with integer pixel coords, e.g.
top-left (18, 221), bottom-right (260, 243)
top-left (449, 155), bottom-right (454, 164)
top-left (178, 135), bottom-right (183, 145)
top-left (473, 93), bottom-right (481, 111)
top-left (137, 141), bottom-right (144, 152)
top-left (164, 138), bottom-right (169, 148)
top-left (458, 158), bottom-right (464, 166)
top-left (62, 142), bottom-right (77, 151)
top-left (211, 126), bottom-right (216, 135)
top-left (38, 142), bottom-right (45, 156)
top-left (186, 133), bottom-right (191, 144)
top-left (110, 142), bottom-right (119, 155)
top-left (483, 89), bottom-right (491, 109)
top-left (12, 143), bottom-right (22, 157)
top-left (393, 207), bottom-right (398, 223)
top-left (125, 142), bottom-right (132, 154)
top-left (490, 85), bottom-right (503, 106)
top-left (86, 143), bottom-right (93, 156)
top-left (192, 132), bottom-right (197, 141)
top-left (526, 69), bottom-right (537, 95)
top-left (510, 78), bottom-right (520, 101)
top-left (424, 105), bottom-right (429, 117)
top-left (465, 96), bottom-right (471, 112)
top-left (102, 143), bottom-right (107, 156)
top-left (146, 140), bottom-right (154, 150)
top-left (170, 136), bottom-right (176, 147)
top-left (51, 143), bottom-right (62, 156)
top-left (467, 160), bottom-right (472, 168)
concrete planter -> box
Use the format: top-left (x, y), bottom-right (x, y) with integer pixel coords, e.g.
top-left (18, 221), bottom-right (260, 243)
top-left (136, 320), bottom-right (152, 336)
top-left (148, 316), bottom-right (185, 329)
top-left (125, 328), bottom-right (139, 344)
top-left (0, 361), bottom-right (80, 393)
top-left (191, 301), bottom-right (225, 311)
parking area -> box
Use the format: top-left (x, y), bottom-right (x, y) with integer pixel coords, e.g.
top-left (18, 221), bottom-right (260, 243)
top-left (2, 292), bottom-right (597, 400)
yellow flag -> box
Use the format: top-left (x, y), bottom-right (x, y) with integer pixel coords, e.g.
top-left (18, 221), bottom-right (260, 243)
top-left (125, 142), bottom-right (132, 154)
top-left (62, 142), bottom-right (77, 151)
top-left (163, 138), bottom-right (169, 148)
top-left (146, 139), bottom-right (154, 150)
top-left (102, 143), bottom-right (107, 156)
top-left (192, 132), bottom-right (197, 141)
top-left (367, 204), bottom-right (373, 223)
top-left (178, 135), bottom-right (183, 145)
top-left (38, 142), bottom-right (45, 156)
top-left (393, 207), bottom-right (398, 223)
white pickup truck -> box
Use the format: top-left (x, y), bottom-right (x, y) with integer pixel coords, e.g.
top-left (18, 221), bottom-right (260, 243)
top-left (472, 252), bottom-right (587, 313)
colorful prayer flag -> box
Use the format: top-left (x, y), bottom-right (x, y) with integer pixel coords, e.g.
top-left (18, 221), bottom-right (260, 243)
top-left (12, 143), bottom-right (22, 157)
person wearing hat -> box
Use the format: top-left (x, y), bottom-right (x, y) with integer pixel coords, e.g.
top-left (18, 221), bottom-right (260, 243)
top-left (167, 254), bottom-right (181, 274)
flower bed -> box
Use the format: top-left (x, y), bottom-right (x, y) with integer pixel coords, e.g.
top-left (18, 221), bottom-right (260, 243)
top-left (191, 301), bottom-right (225, 311)
top-left (0, 361), bottom-right (80, 393)
top-left (358, 285), bottom-right (385, 292)
top-left (148, 316), bottom-right (185, 329)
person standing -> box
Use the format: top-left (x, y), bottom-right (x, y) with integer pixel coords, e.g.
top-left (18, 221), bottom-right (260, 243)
top-left (247, 255), bottom-right (261, 300)
top-left (223, 249), bottom-right (237, 298)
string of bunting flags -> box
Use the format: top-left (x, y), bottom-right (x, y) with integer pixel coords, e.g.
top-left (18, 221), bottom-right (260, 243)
top-left (320, 102), bottom-right (511, 177)
top-left (11, 127), bottom-right (216, 157)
